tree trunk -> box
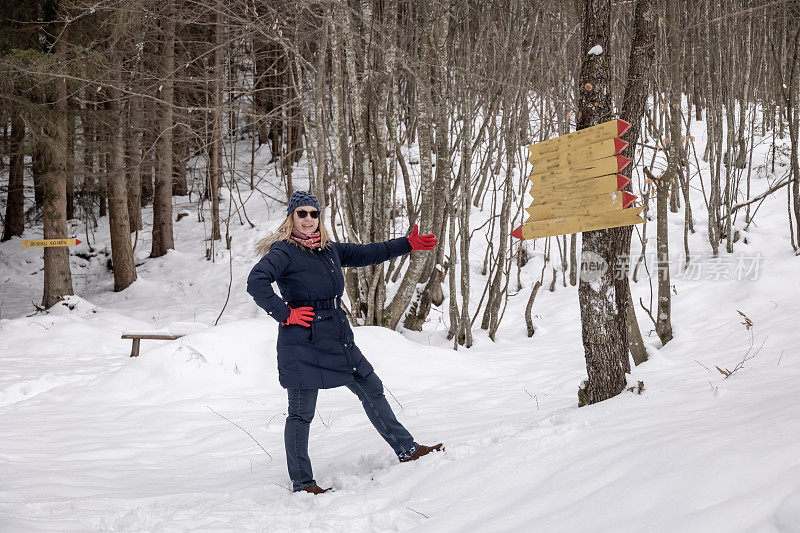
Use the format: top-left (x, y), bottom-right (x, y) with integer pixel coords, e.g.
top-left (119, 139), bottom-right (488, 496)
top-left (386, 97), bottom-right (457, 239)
top-left (140, 91), bottom-right (155, 205)
top-left (654, 0), bottom-right (683, 345)
top-left (617, 0), bottom-right (658, 367)
top-left (65, 110), bottom-right (75, 221)
top-left (98, 134), bottom-right (107, 219)
top-left (106, 73), bottom-right (137, 291)
top-left (33, 142), bottom-right (44, 210)
top-left (209, 10), bottom-right (223, 242)
top-left (172, 126), bottom-right (188, 197)
top-left (41, 50), bottom-right (74, 308)
top-left (127, 95), bottom-right (143, 232)
top-left (151, 9), bottom-right (176, 258)
top-left (576, 0), bottom-right (630, 405)
top-left (2, 115), bottom-right (25, 241)
top-left (654, 170), bottom-right (673, 344)
top-left (253, 37), bottom-right (269, 147)
top-left (569, 233), bottom-right (578, 286)
top-left (459, 98), bottom-right (474, 348)
top-left (787, 28), bottom-right (800, 249)
top-left (82, 93), bottom-right (95, 217)
top-left (312, 18), bottom-right (329, 204)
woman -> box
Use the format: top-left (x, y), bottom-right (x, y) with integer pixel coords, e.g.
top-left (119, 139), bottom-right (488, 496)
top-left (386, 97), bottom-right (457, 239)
top-left (247, 190), bottom-right (444, 495)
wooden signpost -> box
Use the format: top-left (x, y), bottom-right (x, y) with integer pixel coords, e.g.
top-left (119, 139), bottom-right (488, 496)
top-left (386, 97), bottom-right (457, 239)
top-left (511, 119), bottom-right (645, 240)
top-left (21, 238), bottom-right (82, 247)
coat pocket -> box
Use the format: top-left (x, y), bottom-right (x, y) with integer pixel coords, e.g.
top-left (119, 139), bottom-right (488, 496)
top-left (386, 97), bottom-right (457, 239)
top-left (310, 312), bottom-right (334, 344)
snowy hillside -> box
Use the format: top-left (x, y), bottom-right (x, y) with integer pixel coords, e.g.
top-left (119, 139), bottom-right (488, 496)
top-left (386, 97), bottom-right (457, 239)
top-left (1, 115), bottom-right (800, 532)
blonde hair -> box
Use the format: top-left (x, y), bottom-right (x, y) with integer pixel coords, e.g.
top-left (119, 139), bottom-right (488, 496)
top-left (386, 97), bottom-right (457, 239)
top-left (256, 213), bottom-right (330, 256)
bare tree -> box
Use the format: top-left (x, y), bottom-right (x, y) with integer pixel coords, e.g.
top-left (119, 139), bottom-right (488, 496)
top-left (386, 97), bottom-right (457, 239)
top-left (105, 48), bottom-right (137, 291)
top-left (151, 5), bottom-right (176, 258)
top-left (209, 9), bottom-right (223, 243)
top-left (41, 34), bottom-right (74, 308)
top-left (576, 0), bottom-right (628, 406)
top-left (2, 115), bottom-right (25, 241)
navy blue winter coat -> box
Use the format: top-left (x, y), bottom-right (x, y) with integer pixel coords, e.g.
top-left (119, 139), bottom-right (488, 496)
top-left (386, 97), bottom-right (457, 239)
top-left (247, 236), bottom-right (412, 389)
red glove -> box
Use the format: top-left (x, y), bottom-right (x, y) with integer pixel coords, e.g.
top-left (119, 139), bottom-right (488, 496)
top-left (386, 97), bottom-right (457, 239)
top-left (282, 306), bottom-right (314, 327)
top-left (407, 224), bottom-right (438, 251)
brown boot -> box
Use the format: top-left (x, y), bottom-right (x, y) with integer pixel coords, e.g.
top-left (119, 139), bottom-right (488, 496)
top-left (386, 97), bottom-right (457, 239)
top-left (300, 484), bottom-right (332, 495)
top-left (402, 443), bottom-right (444, 462)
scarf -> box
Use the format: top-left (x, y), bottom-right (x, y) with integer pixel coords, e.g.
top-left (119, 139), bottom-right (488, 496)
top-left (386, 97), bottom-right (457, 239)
top-left (290, 228), bottom-right (321, 249)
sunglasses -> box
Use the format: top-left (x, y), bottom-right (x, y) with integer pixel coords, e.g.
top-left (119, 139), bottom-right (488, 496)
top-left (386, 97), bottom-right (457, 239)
top-left (295, 209), bottom-right (319, 219)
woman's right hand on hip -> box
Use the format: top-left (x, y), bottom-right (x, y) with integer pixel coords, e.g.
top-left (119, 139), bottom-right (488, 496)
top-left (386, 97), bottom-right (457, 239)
top-left (282, 306), bottom-right (315, 327)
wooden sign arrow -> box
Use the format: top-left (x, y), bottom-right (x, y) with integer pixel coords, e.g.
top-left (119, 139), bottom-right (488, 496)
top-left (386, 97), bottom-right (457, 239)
top-left (525, 191), bottom-right (637, 223)
top-left (512, 206), bottom-right (645, 240)
top-left (528, 137), bottom-right (628, 168)
top-left (529, 154), bottom-right (631, 183)
top-left (21, 238), bottom-right (82, 247)
top-left (526, 119), bottom-right (631, 158)
top-left (529, 174), bottom-right (631, 204)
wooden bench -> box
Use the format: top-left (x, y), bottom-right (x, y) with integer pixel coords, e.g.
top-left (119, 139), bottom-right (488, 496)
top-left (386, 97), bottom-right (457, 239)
top-left (121, 333), bottom-right (185, 357)
top-left (122, 323), bottom-right (208, 357)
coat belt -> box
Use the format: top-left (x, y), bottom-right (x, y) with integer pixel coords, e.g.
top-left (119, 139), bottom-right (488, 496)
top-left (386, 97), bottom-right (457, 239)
top-left (287, 297), bottom-right (341, 310)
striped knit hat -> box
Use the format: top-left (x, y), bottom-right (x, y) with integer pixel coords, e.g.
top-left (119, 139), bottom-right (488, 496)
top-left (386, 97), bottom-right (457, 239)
top-left (286, 190), bottom-right (322, 216)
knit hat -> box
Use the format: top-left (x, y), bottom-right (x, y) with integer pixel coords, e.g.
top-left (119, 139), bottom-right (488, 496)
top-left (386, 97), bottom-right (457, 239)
top-left (286, 190), bottom-right (322, 216)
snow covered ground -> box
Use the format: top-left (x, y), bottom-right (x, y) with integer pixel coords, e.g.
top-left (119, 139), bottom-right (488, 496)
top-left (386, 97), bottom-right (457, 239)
top-left (1, 117), bottom-right (799, 532)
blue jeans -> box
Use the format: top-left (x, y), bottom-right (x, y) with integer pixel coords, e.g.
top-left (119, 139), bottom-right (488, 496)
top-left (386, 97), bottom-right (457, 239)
top-left (285, 371), bottom-right (419, 492)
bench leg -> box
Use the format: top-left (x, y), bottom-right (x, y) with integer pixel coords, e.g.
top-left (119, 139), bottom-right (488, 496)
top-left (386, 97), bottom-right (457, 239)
top-left (130, 338), bottom-right (141, 358)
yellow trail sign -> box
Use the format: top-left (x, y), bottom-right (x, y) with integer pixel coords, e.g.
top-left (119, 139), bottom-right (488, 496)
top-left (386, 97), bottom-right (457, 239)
top-left (21, 238), bottom-right (82, 248)
top-left (529, 173), bottom-right (631, 204)
top-left (529, 137), bottom-right (628, 168)
top-left (526, 119), bottom-right (631, 158)
top-left (526, 190), bottom-right (638, 223)
top-left (529, 154), bottom-right (631, 183)
top-left (513, 207), bottom-right (645, 240)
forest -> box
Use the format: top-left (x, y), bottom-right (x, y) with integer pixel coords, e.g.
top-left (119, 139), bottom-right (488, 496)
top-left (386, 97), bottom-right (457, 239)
top-left (3, 0), bottom-right (798, 397)
top-left (1, 0), bottom-right (800, 527)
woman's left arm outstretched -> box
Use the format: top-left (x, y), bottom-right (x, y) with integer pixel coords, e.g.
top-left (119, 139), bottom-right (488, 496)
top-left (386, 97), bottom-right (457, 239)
top-left (334, 225), bottom-right (437, 268)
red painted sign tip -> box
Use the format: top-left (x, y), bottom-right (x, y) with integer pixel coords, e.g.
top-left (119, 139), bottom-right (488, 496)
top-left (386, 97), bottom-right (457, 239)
top-left (511, 226), bottom-right (524, 240)
top-left (616, 155), bottom-right (632, 171)
top-left (617, 119), bottom-right (632, 137)
top-left (614, 138), bottom-right (629, 154)
top-left (616, 174), bottom-right (631, 190)
top-left (75, 239), bottom-right (82, 245)
top-left (622, 191), bottom-right (637, 208)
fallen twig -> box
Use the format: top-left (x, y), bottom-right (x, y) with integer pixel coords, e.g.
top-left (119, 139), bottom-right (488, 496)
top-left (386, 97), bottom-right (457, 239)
top-left (406, 507), bottom-right (429, 519)
top-left (385, 386), bottom-right (404, 410)
top-left (208, 406), bottom-right (272, 459)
